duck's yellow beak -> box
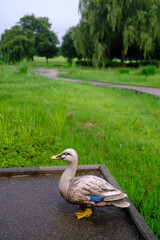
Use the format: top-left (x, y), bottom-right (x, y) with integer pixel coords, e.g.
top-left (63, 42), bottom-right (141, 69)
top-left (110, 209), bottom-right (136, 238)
top-left (51, 153), bottom-right (62, 160)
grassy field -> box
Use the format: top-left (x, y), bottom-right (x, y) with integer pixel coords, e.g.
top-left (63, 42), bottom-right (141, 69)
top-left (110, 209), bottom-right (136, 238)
top-left (0, 61), bottom-right (160, 238)
top-left (58, 65), bottom-right (160, 87)
top-left (30, 56), bottom-right (69, 69)
top-left (29, 56), bottom-right (160, 88)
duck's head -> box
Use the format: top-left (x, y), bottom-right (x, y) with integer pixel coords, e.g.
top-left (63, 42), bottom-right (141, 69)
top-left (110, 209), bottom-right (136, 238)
top-left (51, 148), bottom-right (78, 163)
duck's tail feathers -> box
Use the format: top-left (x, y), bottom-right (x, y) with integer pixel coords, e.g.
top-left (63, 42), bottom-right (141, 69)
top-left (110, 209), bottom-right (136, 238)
top-left (112, 199), bottom-right (130, 208)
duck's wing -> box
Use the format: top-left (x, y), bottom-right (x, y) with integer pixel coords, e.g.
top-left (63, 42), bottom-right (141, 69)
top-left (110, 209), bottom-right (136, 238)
top-left (68, 175), bottom-right (130, 207)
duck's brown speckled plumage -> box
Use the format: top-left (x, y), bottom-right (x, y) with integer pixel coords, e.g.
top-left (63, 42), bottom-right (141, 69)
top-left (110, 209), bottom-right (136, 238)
top-left (51, 149), bottom-right (130, 210)
top-left (67, 175), bottom-right (128, 207)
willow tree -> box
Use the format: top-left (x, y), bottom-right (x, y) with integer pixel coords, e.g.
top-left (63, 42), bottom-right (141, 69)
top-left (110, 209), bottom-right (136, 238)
top-left (1, 35), bottom-right (35, 63)
top-left (79, 0), bottom-right (160, 65)
top-left (0, 25), bottom-right (35, 63)
top-left (79, 0), bottom-right (116, 66)
top-left (72, 20), bottom-right (94, 60)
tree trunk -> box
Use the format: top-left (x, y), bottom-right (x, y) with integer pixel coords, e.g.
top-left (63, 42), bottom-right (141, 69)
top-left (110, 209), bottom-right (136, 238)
top-left (46, 58), bottom-right (48, 66)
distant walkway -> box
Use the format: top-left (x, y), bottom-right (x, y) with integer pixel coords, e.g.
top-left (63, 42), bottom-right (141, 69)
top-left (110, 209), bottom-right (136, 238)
top-left (37, 68), bottom-right (160, 98)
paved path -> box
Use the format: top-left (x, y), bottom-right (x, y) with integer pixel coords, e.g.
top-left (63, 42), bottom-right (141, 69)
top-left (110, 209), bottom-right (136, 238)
top-left (37, 68), bottom-right (160, 98)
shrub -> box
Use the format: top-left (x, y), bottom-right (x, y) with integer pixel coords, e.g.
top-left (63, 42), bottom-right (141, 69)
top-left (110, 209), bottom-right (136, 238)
top-left (140, 60), bottom-right (159, 67)
top-left (141, 65), bottom-right (156, 76)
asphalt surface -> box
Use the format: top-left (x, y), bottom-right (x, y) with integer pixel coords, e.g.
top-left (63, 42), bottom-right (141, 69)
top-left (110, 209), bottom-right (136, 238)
top-left (0, 173), bottom-right (142, 240)
top-left (37, 68), bottom-right (160, 97)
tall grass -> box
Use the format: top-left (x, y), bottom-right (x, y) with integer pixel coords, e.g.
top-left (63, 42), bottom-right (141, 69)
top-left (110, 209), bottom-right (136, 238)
top-left (17, 62), bottom-right (28, 74)
top-left (0, 64), bottom-right (160, 238)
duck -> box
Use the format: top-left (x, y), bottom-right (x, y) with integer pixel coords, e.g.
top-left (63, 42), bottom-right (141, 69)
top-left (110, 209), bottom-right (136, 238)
top-left (51, 148), bottom-right (130, 219)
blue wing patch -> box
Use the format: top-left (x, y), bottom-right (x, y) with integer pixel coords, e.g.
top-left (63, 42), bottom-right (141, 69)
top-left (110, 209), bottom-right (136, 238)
top-left (89, 195), bottom-right (104, 203)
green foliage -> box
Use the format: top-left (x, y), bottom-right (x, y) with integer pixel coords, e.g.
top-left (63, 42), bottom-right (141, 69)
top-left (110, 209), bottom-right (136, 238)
top-left (76, 0), bottom-right (160, 65)
top-left (0, 25), bottom-right (22, 44)
top-left (72, 20), bottom-right (94, 60)
top-left (0, 25), bottom-right (35, 63)
top-left (141, 65), bottom-right (156, 76)
top-left (1, 35), bottom-right (35, 63)
top-left (140, 60), bottom-right (159, 67)
top-left (0, 14), bottom-right (59, 64)
top-left (18, 14), bottom-right (59, 63)
top-left (75, 59), bottom-right (92, 67)
top-left (61, 27), bottom-right (80, 64)
top-left (36, 32), bottom-right (59, 65)
top-left (19, 14), bottom-right (52, 33)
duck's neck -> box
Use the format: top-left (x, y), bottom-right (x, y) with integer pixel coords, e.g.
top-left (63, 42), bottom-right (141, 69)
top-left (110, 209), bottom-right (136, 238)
top-left (59, 160), bottom-right (78, 198)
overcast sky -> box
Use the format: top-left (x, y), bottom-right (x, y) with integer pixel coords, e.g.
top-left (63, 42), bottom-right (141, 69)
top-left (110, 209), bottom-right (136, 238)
top-left (0, 0), bottom-right (80, 42)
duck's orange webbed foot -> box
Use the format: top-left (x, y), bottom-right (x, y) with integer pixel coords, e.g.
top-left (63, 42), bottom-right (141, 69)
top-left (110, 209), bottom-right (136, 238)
top-left (74, 207), bottom-right (92, 219)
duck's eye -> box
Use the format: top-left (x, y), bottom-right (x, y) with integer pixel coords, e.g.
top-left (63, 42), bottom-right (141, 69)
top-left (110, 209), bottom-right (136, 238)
top-left (64, 152), bottom-right (68, 156)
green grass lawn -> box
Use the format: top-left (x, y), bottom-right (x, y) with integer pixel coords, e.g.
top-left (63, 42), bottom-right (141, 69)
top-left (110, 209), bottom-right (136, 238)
top-left (29, 56), bottom-right (70, 69)
top-left (0, 63), bottom-right (160, 238)
top-left (21, 56), bottom-right (160, 87)
top-left (58, 66), bottom-right (160, 87)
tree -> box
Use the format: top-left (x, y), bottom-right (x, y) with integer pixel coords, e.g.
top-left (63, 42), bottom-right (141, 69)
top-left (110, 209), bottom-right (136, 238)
top-left (79, 0), bottom-right (160, 66)
top-left (0, 14), bottom-right (59, 64)
top-left (18, 14), bottom-right (59, 64)
top-left (19, 14), bottom-right (52, 34)
top-left (0, 26), bottom-right (35, 63)
top-left (72, 20), bottom-right (94, 60)
top-left (61, 27), bottom-right (80, 64)
top-left (1, 25), bottom-right (21, 44)
top-left (37, 31), bottom-right (58, 65)
top-left (79, 0), bottom-right (117, 66)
